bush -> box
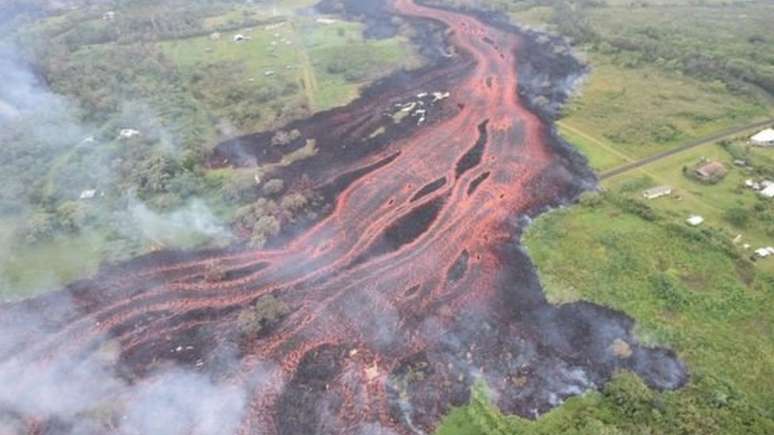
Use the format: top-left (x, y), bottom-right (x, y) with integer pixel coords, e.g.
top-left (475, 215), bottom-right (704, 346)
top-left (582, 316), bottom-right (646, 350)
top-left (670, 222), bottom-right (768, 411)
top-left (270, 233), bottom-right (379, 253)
top-left (222, 172), bottom-right (259, 204)
top-left (262, 179), bottom-right (285, 196)
top-left (251, 215), bottom-right (280, 248)
top-left (236, 294), bottom-right (290, 338)
top-left (723, 207), bottom-right (750, 228)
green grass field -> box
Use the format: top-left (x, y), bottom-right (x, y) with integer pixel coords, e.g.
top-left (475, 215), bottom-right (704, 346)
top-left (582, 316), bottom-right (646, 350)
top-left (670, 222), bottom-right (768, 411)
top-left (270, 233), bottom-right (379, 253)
top-left (559, 53), bottom-right (771, 171)
top-left (0, 218), bottom-right (104, 299)
top-left (159, 16), bottom-right (419, 116)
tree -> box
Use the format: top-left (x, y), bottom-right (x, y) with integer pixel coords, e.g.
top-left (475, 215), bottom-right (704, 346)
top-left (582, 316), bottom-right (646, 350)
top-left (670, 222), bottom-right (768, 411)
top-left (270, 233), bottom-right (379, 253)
top-left (280, 193), bottom-right (308, 214)
top-left (262, 178), bottom-right (285, 196)
top-left (236, 294), bottom-right (290, 338)
top-left (223, 172), bottom-right (259, 203)
top-left (19, 212), bottom-right (56, 244)
top-left (251, 215), bottom-right (280, 248)
top-left (723, 207), bottom-right (750, 228)
top-left (270, 129), bottom-right (301, 146)
top-left (56, 201), bottom-right (88, 233)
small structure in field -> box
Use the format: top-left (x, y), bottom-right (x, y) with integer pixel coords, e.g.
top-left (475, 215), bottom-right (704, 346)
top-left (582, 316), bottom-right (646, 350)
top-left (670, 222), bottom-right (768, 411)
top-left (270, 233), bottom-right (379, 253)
top-left (754, 247), bottom-right (774, 258)
top-left (209, 32), bottom-right (222, 41)
top-left (79, 189), bottom-right (97, 200)
top-left (642, 185), bottom-right (672, 200)
top-left (233, 34), bottom-right (250, 43)
top-left (316, 18), bottom-right (337, 25)
top-left (686, 215), bottom-right (704, 226)
top-left (118, 128), bottom-right (141, 140)
top-left (760, 184), bottom-right (774, 199)
top-left (750, 128), bottom-right (774, 147)
top-left (102, 11), bottom-right (115, 21)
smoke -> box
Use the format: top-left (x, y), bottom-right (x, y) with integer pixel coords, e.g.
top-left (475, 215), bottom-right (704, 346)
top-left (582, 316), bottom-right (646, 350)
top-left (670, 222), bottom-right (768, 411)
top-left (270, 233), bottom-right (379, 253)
top-left (0, 299), bottom-right (251, 435)
top-left (127, 198), bottom-right (232, 248)
top-left (120, 369), bottom-right (246, 435)
top-left (0, 41), bottom-right (87, 144)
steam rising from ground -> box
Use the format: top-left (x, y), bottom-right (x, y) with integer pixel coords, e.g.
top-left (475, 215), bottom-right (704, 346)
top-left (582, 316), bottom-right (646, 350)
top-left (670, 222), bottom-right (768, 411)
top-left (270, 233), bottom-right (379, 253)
top-left (0, 300), bottom-right (250, 435)
top-left (0, 42), bottom-right (88, 153)
top-left (127, 199), bottom-right (233, 248)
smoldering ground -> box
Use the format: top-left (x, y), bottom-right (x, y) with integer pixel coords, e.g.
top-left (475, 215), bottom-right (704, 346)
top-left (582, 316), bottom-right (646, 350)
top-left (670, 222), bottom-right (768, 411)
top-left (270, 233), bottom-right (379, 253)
top-left (0, 291), bottom-right (269, 435)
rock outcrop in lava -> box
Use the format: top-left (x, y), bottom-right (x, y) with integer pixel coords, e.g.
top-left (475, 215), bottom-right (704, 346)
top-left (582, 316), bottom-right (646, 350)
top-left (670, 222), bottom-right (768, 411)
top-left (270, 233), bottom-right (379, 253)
top-left (0, 1), bottom-right (686, 434)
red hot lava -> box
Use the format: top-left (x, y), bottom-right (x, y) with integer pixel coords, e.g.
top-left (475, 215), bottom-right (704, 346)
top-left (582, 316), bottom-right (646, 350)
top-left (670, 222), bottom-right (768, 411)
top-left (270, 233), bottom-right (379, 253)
top-left (0, 1), bottom-right (685, 434)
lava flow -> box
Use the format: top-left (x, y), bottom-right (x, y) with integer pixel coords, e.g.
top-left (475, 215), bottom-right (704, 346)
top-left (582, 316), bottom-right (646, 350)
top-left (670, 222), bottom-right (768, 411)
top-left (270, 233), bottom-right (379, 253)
top-left (0, 1), bottom-right (686, 434)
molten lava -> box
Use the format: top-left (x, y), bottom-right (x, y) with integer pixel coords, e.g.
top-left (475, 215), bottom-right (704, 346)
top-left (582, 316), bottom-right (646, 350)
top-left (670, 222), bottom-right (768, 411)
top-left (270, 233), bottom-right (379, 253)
top-left (0, 1), bottom-right (686, 434)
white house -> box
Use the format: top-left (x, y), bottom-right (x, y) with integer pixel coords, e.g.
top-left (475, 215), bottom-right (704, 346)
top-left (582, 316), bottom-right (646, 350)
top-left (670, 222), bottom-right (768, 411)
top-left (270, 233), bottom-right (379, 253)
top-left (750, 128), bottom-right (774, 147)
top-left (119, 128), bottom-right (140, 140)
top-left (642, 186), bottom-right (672, 200)
top-left (686, 215), bottom-right (704, 226)
top-left (80, 190), bottom-right (97, 200)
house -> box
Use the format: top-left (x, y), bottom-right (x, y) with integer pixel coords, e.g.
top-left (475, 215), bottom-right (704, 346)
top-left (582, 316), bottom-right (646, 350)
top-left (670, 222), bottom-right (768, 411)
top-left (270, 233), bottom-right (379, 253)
top-left (694, 161), bottom-right (727, 182)
top-left (686, 215), bottom-right (704, 226)
top-left (233, 34), bottom-right (250, 43)
top-left (760, 184), bottom-right (774, 199)
top-left (642, 185), bottom-right (672, 200)
top-left (118, 128), bottom-right (140, 140)
top-left (754, 247), bottom-right (774, 258)
top-left (79, 190), bottom-right (97, 200)
top-left (750, 128), bottom-right (774, 147)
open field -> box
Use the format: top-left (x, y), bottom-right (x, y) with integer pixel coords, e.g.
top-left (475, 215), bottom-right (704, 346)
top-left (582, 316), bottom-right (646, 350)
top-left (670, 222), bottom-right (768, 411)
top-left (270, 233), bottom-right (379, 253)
top-left (559, 53), bottom-right (771, 171)
top-left (0, 218), bottom-right (104, 299)
top-left (159, 15), bottom-right (420, 122)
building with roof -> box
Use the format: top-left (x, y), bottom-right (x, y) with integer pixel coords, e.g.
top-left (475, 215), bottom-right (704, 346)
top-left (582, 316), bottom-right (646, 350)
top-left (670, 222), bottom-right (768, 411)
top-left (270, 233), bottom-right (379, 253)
top-left (751, 128), bottom-right (774, 147)
top-left (760, 184), bottom-right (774, 199)
top-left (686, 215), bottom-right (704, 226)
top-left (642, 185), bottom-right (672, 200)
top-left (694, 161), bottom-right (727, 183)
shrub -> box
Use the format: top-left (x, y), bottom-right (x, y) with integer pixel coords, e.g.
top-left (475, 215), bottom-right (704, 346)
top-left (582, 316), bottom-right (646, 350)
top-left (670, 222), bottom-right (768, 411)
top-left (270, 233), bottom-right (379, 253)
top-left (262, 179), bottom-right (285, 196)
top-left (723, 207), bottom-right (750, 228)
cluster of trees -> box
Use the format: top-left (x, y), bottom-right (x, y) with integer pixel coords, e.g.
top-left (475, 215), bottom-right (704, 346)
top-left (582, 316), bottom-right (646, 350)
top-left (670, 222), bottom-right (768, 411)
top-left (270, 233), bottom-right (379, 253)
top-left (236, 294), bottom-right (291, 338)
top-left (233, 188), bottom-right (317, 248)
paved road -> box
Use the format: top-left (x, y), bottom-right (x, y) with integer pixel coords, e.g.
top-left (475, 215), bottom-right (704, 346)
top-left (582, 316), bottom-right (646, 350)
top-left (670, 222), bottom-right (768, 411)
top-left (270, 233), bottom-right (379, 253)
top-left (599, 118), bottom-right (774, 180)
